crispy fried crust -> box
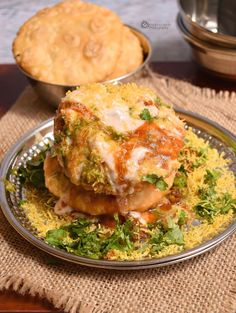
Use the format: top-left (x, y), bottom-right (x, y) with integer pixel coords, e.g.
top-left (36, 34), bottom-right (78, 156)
top-left (13, 0), bottom-right (123, 85)
top-left (44, 155), bottom-right (173, 215)
top-left (107, 26), bottom-right (143, 79)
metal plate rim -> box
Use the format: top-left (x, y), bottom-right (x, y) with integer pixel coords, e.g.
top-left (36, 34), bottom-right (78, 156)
top-left (0, 109), bottom-right (236, 270)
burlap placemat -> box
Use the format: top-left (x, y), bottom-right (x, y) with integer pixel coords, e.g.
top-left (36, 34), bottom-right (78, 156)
top-left (0, 68), bottom-right (236, 313)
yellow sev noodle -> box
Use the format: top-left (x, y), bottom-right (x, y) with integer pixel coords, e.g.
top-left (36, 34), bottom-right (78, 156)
top-left (21, 191), bottom-right (70, 237)
top-left (184, 129), bottom-right (236, 209)
top-left (21, 128), bottom-right (236, 260)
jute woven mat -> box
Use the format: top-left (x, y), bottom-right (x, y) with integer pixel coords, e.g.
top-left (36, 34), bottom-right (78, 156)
top-left (0, 68), bottom-right (236, 313)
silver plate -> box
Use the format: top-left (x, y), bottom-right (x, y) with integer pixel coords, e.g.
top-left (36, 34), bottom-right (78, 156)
top-left (0, 109), bottom-right (236, 270)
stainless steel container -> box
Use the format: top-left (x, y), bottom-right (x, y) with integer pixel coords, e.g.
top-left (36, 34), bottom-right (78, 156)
top-left (15, 25), bottom-right (152, 108)
top-left (177, 14), bottom-right (236, 80)
top-left (178, 0), bottom-right (236, 48)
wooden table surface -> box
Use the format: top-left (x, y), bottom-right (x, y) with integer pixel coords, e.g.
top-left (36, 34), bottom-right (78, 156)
top-left (0, 62), bottom-right (236, 313)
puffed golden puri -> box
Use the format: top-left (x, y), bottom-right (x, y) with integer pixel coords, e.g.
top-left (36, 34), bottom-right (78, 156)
top-left (44, 83), bottom-right (185, 215)
top-left (13, 0), bottom-right (143, 85)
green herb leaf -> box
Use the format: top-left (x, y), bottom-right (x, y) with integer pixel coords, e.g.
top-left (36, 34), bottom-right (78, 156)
top-left (17, 148), bottom-right (49, 188)
top-left (156, 179), bottom-right (168, 191)
top-left (167, 216), bottom-right (175, 229)
top-left (149, 229), bottom-right (166, 253)
top-left (173, 164), bottom-right (188, 189)
top-left (220, 193), bottom-right (236, 214)
top-left (45, 211), bottom-right (187, 259)
top-left (64, 218), bottom-right (92, 239)
top-left (198, 186), bottom-right (216, 200)
top-left (18, 199), bottom-right (27, 206)
top-left (142, 174), bottom-right (168, 191)
top-left (178, 210), bottom-right (187, 226)
top-left (197, 169), bottom-right (221, 202)
top-left (204, 169), bottom-right (221, 186)
top-left (164, 225), bottom-right (184, 245)
top-left (179, 164), bottom-right (187, 174)
top-left (45, 229), bottom-right (68, 247)
top-left (46, 215), bottom-right (135, 259)
top-left (173, 174), bottom-right (187, 189)
top-left (139, 108), bottom-right (153, 121)
top-left (149, 217), bottom-right (184, 253)
top-left (192, 147), bottom-right (208, 168)
top-left (195, 193), bottom-right (236, 223)
top-left (154, 96), bottom-right (171, 108)
top-left (165, 217), bottom-right (184, 245)
top-left (103, 214), bottom-right (134, 253)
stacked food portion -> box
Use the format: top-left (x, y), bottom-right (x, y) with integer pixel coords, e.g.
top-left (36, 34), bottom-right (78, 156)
top-left (17, 83), bottom-right (236, 261)
top-left (44, 83), bottom-right (185, 215)
top-left (13, 0), bottom-right (143, 85)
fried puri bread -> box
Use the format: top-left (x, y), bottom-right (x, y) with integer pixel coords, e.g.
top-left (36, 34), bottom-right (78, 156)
top-left (107, 26), bottom-right (143, 79)
top-left (44, 154), bottom-right (175, 215)
top-left (13, 0), bottom-right (123, 85)
top-left (53, 83), bottom-right (185, 199)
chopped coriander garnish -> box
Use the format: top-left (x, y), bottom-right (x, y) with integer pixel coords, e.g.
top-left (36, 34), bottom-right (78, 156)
top-left (150, 217), bottom-right (184, 254)
top-left (154, 96), bottom-right (171, 108)
top-left (195, 193), bottom-right (236, 223)
top-left (193, 147), bottom-right (208, 168)
top-left (173, 173), bottom-right (187, 189)
top-left (156, 179), bottom-right (168, 191)
top-left (17, 148), bottom-right (49, 189)
top-left (220, 193), bottom-right (236, 214)
top-left (103, 214), bottom-right (134, 253)
top-left (139, 108), bottom-right (153, 121)
top-left (173, 164), bottom-right (187, 189)
top-left (204, 169), bottom-right (221, 186)
top-left (179, 164), bottom-right (187, 174)
top-left (198, 186), bottom-right (216, 200)
top-left (142, 174), bottom-right (168, 191)
top-left (46, 214), bottom-right (184, 259)
top-left (165, 225), bottom-right (184, 245)
top-left (193, 158), bottom-right (206, 168)
top-left (18, 199), bottom-right (27, 206)
top-left (46, 229), bottom-right (68, 247)
top-left (197, 169), bottom-right (221, 201)
top-left (46, 215), bottom-right (134, 259)
top-left (178, 210), bottom-right (187, 226)
top-left (195, 166), bottom-right (234, 222)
